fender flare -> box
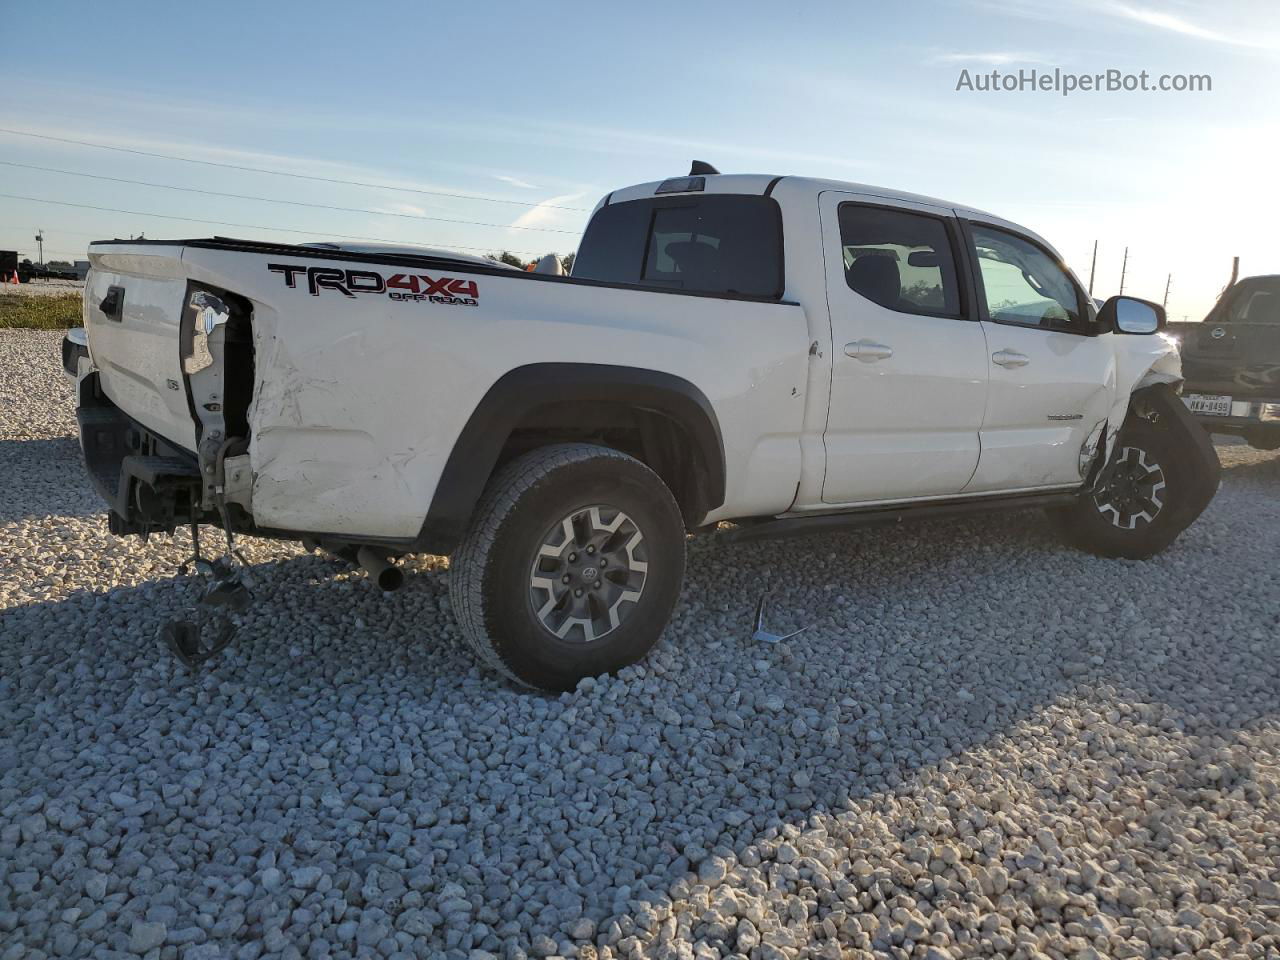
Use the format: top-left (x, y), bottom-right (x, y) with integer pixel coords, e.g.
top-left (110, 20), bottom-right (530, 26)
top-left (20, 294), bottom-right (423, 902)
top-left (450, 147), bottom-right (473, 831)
top-left (413, 363), bottom-right (725, 554)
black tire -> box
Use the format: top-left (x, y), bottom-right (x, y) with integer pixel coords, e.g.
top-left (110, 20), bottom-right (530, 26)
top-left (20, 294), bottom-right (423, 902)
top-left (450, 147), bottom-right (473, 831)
top-left (325, 545), bottom-right (360, 565)
top-left (450, 443), bottom-right (686, 691)
top-left (1051, 388), bottom-right (1220, 559)
top-left (1245, 427), bottom-right (1280, 451)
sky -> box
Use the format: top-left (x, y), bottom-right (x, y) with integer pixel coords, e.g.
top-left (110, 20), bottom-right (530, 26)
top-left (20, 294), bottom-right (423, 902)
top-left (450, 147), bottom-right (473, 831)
top-left (1, 0), bottom-right (1277, 321)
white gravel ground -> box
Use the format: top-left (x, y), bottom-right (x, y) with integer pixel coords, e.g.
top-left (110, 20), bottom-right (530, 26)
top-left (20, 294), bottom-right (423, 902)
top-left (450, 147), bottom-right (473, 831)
top-left (1, 328), bottom-right (1278, 960)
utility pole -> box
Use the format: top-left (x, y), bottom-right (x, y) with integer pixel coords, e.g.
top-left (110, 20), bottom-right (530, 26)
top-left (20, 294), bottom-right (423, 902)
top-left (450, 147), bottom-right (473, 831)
top-left (1228, 256), bottom-right (1239, 289)
top-left (34, 229), bottom-right (44, 267)
top-left (1119, 246), bottom-right (1128, 295)
top-left (1088, 239), bottom-right (1098, 296)
top-left (1162, 273), bottom-right (1171, 309)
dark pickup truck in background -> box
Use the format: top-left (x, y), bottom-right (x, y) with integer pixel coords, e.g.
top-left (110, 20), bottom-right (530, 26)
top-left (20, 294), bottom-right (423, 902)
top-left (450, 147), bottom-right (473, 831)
top-left (1170, 274), bottom-right (1280, 450)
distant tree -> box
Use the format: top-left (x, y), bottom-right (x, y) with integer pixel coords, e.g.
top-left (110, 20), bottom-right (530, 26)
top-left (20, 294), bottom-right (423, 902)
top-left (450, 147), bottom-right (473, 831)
top-left (902, 280), bottom-right (945, 310)
top-left (561, 251), bottom-right (576, 273)
top-left (487, 251), bottom-right (526, 269)
top-left (47, 260), bottom-right (72, 268)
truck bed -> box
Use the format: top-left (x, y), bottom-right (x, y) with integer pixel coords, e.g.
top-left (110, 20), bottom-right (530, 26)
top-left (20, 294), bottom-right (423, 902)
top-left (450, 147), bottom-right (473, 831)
top-left (82, 237), bottom-right (811, 544)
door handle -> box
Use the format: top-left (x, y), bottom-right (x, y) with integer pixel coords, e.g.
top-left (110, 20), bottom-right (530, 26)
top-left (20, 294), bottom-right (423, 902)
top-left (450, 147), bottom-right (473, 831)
top-left (992, 349), bottom-right (1030, 368)
top-left (845, 339), bottom-right (894, 362)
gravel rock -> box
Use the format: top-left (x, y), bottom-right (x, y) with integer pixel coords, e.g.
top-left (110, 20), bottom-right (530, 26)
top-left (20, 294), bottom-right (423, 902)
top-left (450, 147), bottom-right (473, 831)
top-left (128, 919), bottom-right (167, 952)
top-left (291, 866), bottom-right (323, 889)
top-left (2, 329), bottom-right (1279, 959)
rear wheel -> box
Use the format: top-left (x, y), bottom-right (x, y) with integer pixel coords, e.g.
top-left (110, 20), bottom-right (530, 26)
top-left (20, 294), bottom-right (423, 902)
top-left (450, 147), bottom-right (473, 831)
top-left (450, 443), bottom-right (686, 690)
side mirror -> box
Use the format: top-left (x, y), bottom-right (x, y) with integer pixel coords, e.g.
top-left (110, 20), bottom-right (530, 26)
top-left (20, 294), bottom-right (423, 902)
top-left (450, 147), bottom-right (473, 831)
top-left (1098, 295), bottom-right (1165, 334)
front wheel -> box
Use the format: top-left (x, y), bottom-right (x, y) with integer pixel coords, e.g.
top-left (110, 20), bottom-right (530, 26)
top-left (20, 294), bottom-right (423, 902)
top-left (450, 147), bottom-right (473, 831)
top-left (450, 443), bottom-right (687, 691)
top-left (1051, 390), bottom-right (1220, 560)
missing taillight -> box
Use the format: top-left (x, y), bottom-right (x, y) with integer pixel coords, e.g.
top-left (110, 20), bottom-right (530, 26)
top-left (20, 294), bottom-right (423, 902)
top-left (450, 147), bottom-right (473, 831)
top-left (179, 283), bottom-right (254, 442)
top-left (181, 290), bottom-right (232, 375)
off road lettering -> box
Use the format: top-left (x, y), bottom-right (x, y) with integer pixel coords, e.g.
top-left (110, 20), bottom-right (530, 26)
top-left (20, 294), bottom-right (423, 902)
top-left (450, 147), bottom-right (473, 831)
top-left (267, 264), bottom-right (479, 306)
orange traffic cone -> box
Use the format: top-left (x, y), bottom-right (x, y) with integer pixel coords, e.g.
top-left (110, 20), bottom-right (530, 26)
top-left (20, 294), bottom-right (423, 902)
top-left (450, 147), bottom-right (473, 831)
top-left (7, 270), bottom-right (17, 285)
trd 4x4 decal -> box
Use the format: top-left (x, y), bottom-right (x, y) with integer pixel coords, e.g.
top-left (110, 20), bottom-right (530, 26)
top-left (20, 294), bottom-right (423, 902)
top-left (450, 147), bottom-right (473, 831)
top-left (267, 264), bottom-right (479, 306)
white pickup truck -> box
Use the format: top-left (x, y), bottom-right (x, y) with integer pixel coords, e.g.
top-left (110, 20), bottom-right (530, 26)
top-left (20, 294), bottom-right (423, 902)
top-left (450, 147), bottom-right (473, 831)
top-left (72, 164), bottom-right (1219, 689)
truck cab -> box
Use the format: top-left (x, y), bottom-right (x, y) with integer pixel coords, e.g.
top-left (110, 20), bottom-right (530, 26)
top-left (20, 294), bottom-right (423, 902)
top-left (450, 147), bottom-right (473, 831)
top-left (575, 173), bottom-right (1183, 507)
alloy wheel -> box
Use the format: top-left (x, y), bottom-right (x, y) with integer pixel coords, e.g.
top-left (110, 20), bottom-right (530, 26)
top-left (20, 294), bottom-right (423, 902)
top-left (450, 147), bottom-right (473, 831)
top-left (528, 505), bottom-right (648, 642)
top-left (1094, 445), bottom-right (1167, 530)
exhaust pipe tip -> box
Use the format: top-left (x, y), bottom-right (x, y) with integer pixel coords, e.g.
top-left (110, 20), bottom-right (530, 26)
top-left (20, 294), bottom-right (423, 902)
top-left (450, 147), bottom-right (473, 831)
top-left (356, 546), bottom-right (405, 592)
top-left (374, 566), bottom-right (404, 592)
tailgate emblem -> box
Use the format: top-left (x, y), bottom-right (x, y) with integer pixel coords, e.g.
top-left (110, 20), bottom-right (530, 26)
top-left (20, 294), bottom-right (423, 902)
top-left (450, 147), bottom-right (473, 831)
top-left (1211, 326), bottom-right (1226, 339)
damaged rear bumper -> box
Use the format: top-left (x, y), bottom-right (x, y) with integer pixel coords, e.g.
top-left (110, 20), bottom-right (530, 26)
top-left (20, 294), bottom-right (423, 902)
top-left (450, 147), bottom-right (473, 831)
top-left (75, 373), bottom-right (401, 553)
top-left (77, 372), bottom-right (207, 536)
top-left (61, 329), bottom-right (90, 382)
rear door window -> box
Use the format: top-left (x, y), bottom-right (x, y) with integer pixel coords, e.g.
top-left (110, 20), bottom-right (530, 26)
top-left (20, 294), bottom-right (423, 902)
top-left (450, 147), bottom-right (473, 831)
top-left (573, 195), bottom-right (783, 299)
top-left (837, 204), bottom-right (962, 317)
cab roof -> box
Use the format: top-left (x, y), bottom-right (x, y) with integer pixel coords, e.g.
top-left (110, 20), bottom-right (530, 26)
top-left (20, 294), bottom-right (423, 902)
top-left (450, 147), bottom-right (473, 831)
top-left (600, 173), bottom-right (1052, 260)
top-left (604, 173), bottom-right (1000, 220)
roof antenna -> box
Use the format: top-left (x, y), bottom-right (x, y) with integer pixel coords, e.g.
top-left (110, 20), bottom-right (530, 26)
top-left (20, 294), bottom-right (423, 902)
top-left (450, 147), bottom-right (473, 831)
top-left (689, 160), bottom-right (720, 176)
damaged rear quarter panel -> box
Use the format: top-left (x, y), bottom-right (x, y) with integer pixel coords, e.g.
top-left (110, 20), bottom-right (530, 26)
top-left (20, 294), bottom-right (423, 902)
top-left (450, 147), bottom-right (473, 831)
top-left (245, 302), bottom-right (441, 538)
top-left (179, 248), bottom-right (811, 541)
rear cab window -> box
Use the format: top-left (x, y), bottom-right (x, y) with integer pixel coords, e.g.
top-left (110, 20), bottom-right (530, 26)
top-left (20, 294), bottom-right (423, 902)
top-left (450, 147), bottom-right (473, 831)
top-left (1223, 278), bottom-right (1280, 323)
top-left (572, 194), bottom-right (784, 299)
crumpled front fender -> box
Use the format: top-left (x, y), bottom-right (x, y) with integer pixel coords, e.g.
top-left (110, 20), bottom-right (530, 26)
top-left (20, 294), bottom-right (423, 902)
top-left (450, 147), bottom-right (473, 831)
top-left (1103, 334), bottom-right (1184, 461)
top-left (1116, 382), bottom-right (1221, 525)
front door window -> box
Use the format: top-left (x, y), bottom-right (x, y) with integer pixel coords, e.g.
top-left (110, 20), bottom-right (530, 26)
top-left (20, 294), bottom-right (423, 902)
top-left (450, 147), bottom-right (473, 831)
top-left (971, 225), bottom-right (1085, 333)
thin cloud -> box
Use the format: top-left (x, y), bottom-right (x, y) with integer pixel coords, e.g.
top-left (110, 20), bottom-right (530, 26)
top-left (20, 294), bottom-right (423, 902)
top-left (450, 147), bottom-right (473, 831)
top-left (973, 0), bottom-right (1279, 51)
top-left (372, 203), bottom-right (429, 217)
top-left (933, 51), bottom-right (1052, 66)
top-left (1105, 2), bottom-right (1279, 50)
top-left (528, 118), bottom-right (868, 173)
top-left (508, 192), bottom-right (589, 232)
top-left (494, 174), bottom-right (538, 189)
top-left (0, 119), bottom-right (534, 204)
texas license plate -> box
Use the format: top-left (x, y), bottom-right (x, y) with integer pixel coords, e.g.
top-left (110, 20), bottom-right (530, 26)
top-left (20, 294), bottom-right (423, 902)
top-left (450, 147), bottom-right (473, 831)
top-left (1183, 393), bottom-right (1232, 417)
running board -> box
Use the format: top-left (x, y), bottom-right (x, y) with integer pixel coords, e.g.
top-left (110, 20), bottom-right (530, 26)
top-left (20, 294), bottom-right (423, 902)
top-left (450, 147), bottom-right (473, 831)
top-left (723, 490), bottom-right (1081, 543)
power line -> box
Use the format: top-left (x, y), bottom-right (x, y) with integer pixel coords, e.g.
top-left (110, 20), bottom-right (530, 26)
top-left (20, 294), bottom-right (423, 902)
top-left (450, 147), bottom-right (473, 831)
top-left (0, 160), bottom-right (582, 234)
top-left (0, 127), bottom-right (590, 211)
top-left (0, 193), bottom-right (557, 256)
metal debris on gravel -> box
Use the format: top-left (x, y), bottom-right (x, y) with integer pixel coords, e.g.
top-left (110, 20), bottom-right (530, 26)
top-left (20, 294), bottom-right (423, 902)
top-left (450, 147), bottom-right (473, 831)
top-left (1, 328), bottom-right (1278, 960)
